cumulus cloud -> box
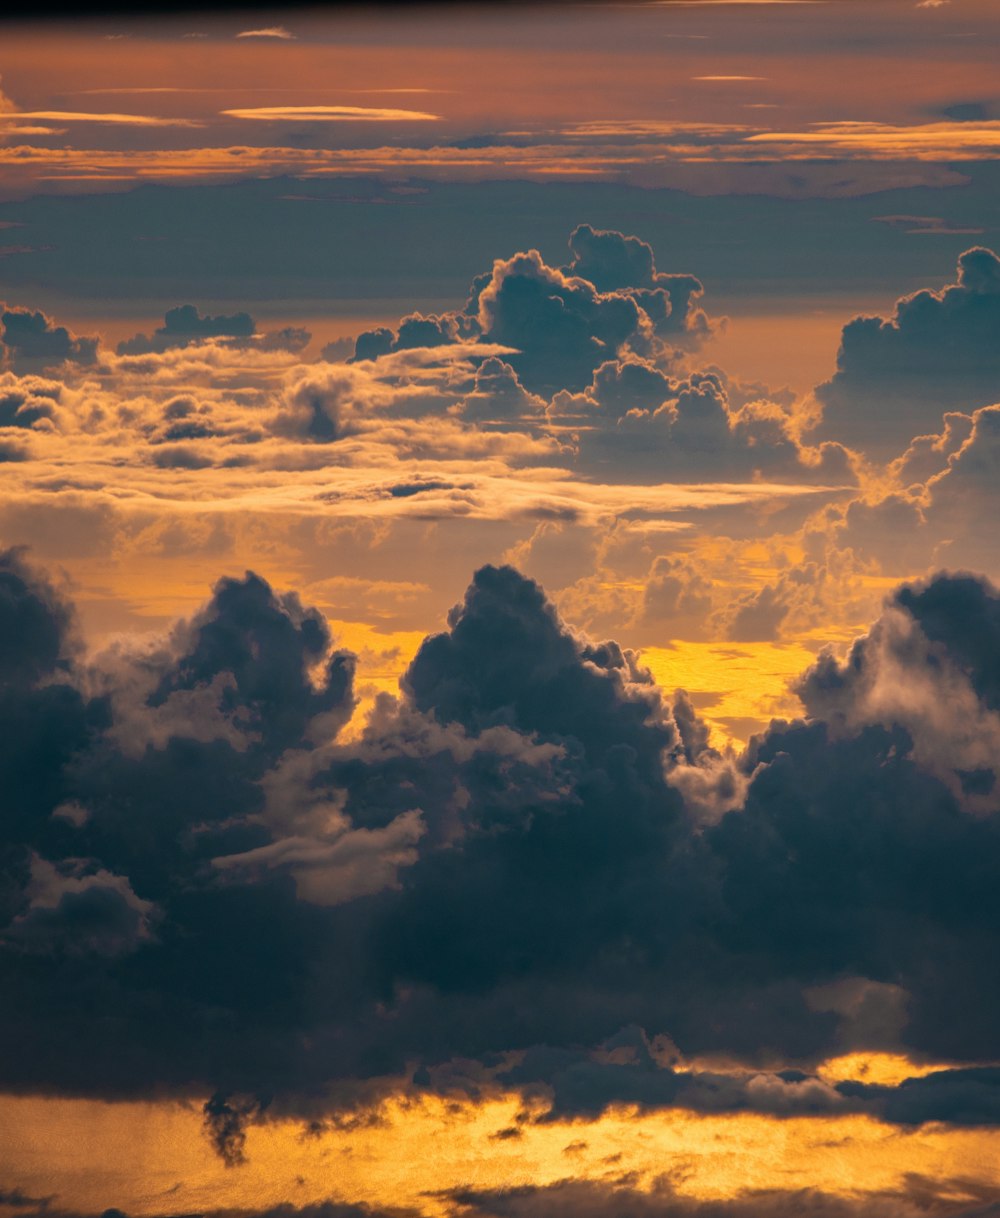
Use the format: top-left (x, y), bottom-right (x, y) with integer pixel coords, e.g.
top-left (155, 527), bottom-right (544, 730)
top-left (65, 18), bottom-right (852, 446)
top-left (1, 306), bottom-right (99, 374)
top-left (552, 361), bottom-right (852, 484)
top-left (3, 551), bottom-right (1000, 1146)
top-left (563, 223), bottom-right (711, 343)
top-left (352, 226), bottom-right (718, 397)
top-left (827, 402), bottom-right (1000, 583)
top-left (118, 304), bottom-right (255, 354)
top-left (815, 247), bottom-right (1000, 456)
top-left (640, 554), bottom-right (715, 638)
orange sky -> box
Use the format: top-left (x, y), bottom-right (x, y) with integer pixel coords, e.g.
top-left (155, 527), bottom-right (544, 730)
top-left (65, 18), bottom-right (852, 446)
top-left (3, 5), bottom-right (1000, 1216)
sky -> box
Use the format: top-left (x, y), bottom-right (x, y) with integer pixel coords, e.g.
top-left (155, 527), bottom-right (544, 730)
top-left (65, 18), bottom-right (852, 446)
top-left (3, 1), bottom-right (1000, 1216)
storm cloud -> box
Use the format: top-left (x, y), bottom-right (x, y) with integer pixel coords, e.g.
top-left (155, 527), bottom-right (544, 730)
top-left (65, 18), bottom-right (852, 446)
top-left (1, 549), bottom-right (1000, 1145)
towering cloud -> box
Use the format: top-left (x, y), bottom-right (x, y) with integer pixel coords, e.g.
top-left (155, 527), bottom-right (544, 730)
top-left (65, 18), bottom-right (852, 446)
top-left (3, 554), bottom-right (1000, 1143)
top-left (563, 223), bottom-right (710, 342)
top-left (352, 226), bottom-right (716, 397)
top-left (816, 247), bottom-right (1000, 456)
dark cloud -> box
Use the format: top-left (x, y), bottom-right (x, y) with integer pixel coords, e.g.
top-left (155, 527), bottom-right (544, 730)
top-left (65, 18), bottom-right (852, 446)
top-left (203, 1091), bottom-right (268, 1168)
top-left (0, 854), bottom-right (156, 959)
top-left (117, 305), bottom-right (307, 357)
top-left (150, 569), bottom-right (356, 757)
top-left (352, 226), bottom-right (717, 397)
top-left (816, 247), bottom-right (1000, 456)
top-left (4, 557), bottom-right (1000, 1148)
top-left (21, 1179), bottom-right (1000, 1218)
top-left (353, 315), bottom-right (464, 363)
top-left (0, 378), bottom-right (61, 430)
top-left (0, 307), bottom-right (98, 375)
top-left (473, 249), bottom-right (653, 394)
top-left (563, 223), bottom-right (710, 343)
top-left (118, 304), bottom-right (255, 355)
top-left (445, 1175), bottom-right (1000, 1218)
top-left (553, 362), bottom-right (851, 484)
top-left (456, 357), bottom-right (546, 425)
top-left (0, 547), bottom-right (76, 686)
top-left (937, 102), bottom-right (994, 123)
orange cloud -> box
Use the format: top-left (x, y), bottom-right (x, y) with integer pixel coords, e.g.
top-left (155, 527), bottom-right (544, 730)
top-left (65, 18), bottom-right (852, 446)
top-left (221, 105), bottom-right (442, 122)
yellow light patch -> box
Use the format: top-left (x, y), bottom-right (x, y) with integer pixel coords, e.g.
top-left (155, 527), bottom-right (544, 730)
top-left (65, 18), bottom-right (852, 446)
top-left (639, 640), bottom-right (818, 748)
top-left (816, 1052), bottom-right (969, 1087)
top-left (3, 1093), bottom-right (1000, 1218)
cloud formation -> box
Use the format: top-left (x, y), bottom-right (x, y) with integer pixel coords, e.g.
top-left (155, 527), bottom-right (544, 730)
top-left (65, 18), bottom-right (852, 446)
top-left (221, 106), bottom-right (441, 122)
top-left (816, 246), bottom-right (1000, 455)
top-left (351, 224), bottom-right (718, 398)
top-left (4, 548), bottom-right (1000, 1149)
top-left (1, 306), bottom-right (98, 374)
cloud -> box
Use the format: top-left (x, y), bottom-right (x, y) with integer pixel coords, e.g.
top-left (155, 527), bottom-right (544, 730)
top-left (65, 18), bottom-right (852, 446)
top-left (2, 110), bottom-right (201, 127)
top-left (1, 307), bottom-right (99, 374)
top-left (1, 852), bottom-right (158, 957)
top-left (796, 574), bottom-right (1000, 810)
top-left (552, 361), bottom-right (852, 484)
top-left (353, 225), bottom-right (717, 397)
top-left (3, 550), bottom-right (1000, 1143)
top-left (445, 1174), bottom-right (1000, 1218)
top-left (814, 247), bottom-right (1000, 456)
top-left (872, 214), bottom-right (984, 236)
top-left (118, 304), bottom-right (257, 356)
top-left (203, 1091), bottom-right (267, 1166)
top-left (455, 357), bottom-right (548, 425)
top-left (235, 27), bottom-right (296, 40)
top-left (0, 138), bottom-right (973, 197)
top-left (563, 223), bottom-right (711, 341)
top-left (743, 120), bottom-right (1000, 161)
top-left (221, 106), bottom-right (441, 123)
top-left (0, 546), bottom-right (77, 686)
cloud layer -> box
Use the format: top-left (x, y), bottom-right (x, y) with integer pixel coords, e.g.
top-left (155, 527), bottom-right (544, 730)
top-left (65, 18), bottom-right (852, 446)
top-left (4, 543), bottom-right (1000, 1163)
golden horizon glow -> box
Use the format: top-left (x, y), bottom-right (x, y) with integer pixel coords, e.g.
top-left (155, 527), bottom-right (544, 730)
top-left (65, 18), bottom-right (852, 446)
top-left (4, 1085), bottom-right (1000, 1218)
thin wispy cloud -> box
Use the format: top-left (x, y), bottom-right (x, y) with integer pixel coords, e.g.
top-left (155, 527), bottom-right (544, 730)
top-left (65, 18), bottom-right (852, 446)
top-left (1, 110), bottom-right (201, 127)
top-left (560, 119), bottom-right (760, 137)
top-left (235, 26), bottom-right (296, 40)
top-left (221, 105), bottom-right (442, 122)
